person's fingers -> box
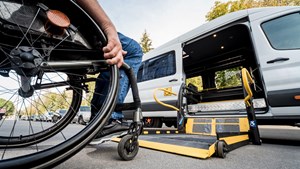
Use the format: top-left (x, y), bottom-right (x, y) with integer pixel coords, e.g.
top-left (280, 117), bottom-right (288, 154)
top-left (103, 47), bottom-right (118, 59)
top-left (103, 45), bottom-right (123, 59)
top-left (103, 43), bottom-right (113, 53)
top-left (122, 50), bottom-right (127, 56)
top-left (106, 57), bottom-right (123, 68)
top-left (106, 51), bottom-right (124, 68)
top-left (117, 55), bottom-right (124, 68)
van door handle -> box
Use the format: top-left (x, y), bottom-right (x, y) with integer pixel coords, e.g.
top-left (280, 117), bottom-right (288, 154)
top-left (267, 57), bottom-right (289, 64)
top-left (169, 79), bottom-right (178, 82)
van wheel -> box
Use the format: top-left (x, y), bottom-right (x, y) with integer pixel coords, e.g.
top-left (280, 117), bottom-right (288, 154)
top-left (144, 117), bottom-right (162, 128)
top-left (164, 121), bottom-right (173, 127)
top-left (165, 120), bottom-right (178, 128)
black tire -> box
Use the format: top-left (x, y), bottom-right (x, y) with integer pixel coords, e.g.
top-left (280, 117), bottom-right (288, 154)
top-left (118, 135), bottom-right (139, 161)
top-left (0, 1), bottom-right (120, 168)
top-left (78, 116), bottom-right (86, 125)
top-left (164, 121), bottom-right (173, 127)
top-left (216, 141), bottom-right (227, 158)
top-left (52, 116), bottom-right (59, 123)
top-left (164, 119), bottom-right (177, 128)
top-left (144, 117), bottom-right (162, 128)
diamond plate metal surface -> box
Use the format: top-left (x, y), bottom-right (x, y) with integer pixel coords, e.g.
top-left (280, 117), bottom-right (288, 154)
top-left (188, 98), bottom-right (266, 112)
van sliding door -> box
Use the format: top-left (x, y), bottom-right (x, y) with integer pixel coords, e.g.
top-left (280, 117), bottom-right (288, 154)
top-left (126, 43), bottom-right (183, 117)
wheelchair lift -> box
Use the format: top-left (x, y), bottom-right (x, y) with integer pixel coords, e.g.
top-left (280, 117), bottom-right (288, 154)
top-left (113, 68), bottom-right (261, 159)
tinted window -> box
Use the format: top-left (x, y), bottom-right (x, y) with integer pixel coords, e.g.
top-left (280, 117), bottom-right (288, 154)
top-left (137, 51), bottom-right (176, 82)
top-left (262, 13), bottom-right (300, 50)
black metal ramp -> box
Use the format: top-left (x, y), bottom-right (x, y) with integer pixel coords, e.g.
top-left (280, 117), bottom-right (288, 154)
top-left (138, 134), bottom-right (217, 158)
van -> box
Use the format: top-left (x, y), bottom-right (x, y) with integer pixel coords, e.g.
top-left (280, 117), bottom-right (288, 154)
top-left (124, 6), bottom-right (300, 127)
top-left (74, 106), bottom-right (91, 125)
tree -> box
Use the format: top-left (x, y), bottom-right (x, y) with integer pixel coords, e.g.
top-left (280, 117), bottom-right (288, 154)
top-left (206, 0), bottom-right (300, 21)
top-left (186, 76), bottom-right (203, 91)
top-left (0, 98), bottom-right (15, 116)
top-left (139, 30), bottom-right (154, 53)
top-left (215, 67), bottom-right (241, 89)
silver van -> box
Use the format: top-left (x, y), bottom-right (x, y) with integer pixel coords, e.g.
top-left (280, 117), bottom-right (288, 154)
top-left (125, 6), bottom-right (300, 128)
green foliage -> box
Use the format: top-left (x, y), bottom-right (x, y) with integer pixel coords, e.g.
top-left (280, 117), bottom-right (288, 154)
top-left (139, 30), bottom-right (154, 53)
top-left (42, 91), bottom-right (72, 113)
top-left (215, 67), bottom-right (242, 89)
top-left (186, 76), bottom-right (203, 91)
top-left (0, 98), bottom-right (15, 116)
top-left (19, 91), bottom-right (73, 116)
top-left (206, 0), bottom-right (300, 21)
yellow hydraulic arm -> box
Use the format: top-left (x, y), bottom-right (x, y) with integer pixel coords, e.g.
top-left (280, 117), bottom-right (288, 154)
top-left (241, 68), bottom-right (254, 107)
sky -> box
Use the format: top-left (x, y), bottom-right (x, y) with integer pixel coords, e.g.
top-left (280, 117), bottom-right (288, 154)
top-left (98, 0), bottom-right (230, 48)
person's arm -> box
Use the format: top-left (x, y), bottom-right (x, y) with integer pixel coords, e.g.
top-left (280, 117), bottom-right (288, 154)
top-left (76, 0), bottom-right (125, 67)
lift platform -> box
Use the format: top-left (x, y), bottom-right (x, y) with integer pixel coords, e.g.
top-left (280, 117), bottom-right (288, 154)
top-left (113, 68), bottom-right (261, 159)
top-left (113, 117), bottom-right (250, 159)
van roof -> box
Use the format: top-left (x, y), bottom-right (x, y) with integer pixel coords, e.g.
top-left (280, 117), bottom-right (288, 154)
top-left (147, 6), bottom-right (299, 55)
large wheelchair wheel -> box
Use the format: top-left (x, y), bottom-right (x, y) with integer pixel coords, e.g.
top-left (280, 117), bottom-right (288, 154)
top-left (0, 0), bottom-right (119, 168)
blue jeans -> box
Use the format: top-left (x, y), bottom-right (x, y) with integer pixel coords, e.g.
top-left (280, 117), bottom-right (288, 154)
top-left (91, 32), bottom-right (143, 120)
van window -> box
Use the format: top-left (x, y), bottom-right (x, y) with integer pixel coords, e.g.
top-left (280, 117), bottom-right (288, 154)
top-left (137, 51), bottom-right (176, 82)
top-left (262, 12), bottom-right (300, 50)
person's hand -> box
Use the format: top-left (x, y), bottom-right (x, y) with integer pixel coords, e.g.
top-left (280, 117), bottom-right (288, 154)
top-left (103, 37), bottom-right (126, 68)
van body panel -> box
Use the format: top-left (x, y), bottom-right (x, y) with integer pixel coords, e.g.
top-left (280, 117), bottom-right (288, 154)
top-left (125, 43), bottom-right (183, 117)
top-left (250, 8), bottom-right (300, 116)
top-left (124, 7), bottom-right (300, 125)
top-left (138, 43), bottom-right (183, 103)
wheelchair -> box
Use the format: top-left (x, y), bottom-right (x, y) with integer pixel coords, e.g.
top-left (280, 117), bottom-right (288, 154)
top-left (0, 0), bottom-right (143, 168)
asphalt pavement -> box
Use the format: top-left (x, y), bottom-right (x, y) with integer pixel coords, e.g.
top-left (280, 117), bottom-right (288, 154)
top-left (55, 125), bottom-right (300, 169)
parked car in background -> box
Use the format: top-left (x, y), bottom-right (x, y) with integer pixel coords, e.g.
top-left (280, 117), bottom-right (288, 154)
top-left (52, 109), bottom-right (67, 123)
top-left (34, 115), bottom-right (46, 121)
top-left (20, 115), bottom-right (29, 121)
top-left (76, 106), bottom-right (91, 125)
top-left (43, 112), bottom-right (54, 122)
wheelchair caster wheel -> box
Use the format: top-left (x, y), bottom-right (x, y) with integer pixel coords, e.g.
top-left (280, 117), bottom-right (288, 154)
top-left (118, 135), bottom-right (139, 161)
top-left (216, 141), bottom-right (227, 158)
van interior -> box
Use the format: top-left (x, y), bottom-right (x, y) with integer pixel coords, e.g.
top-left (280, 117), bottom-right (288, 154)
top-left (182, 23), bottom-right (267, 115)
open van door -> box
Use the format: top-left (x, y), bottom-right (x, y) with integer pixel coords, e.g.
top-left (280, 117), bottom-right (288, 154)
top-left (250, 8), bottom-right (300, 117)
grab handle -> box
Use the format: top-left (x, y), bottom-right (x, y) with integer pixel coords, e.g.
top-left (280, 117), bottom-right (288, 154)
top-left (153, 88), bottom-right (179, 111)
top-left (267, 57), bottom-right (289, 64)
top-left (241, 68), bottom-right (254, 107)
